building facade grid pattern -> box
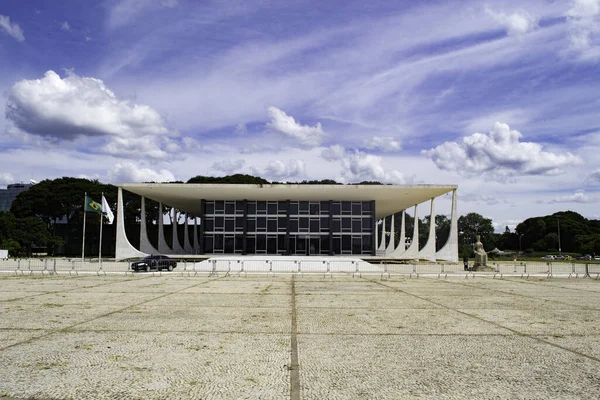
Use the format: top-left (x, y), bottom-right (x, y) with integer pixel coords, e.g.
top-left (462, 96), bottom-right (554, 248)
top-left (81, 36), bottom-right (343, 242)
top-left (201, 200), bottom-right (374, 255)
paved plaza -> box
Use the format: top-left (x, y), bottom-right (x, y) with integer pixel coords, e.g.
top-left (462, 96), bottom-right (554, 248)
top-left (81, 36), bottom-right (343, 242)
top-left (1, 274), bottom-right (600, 399)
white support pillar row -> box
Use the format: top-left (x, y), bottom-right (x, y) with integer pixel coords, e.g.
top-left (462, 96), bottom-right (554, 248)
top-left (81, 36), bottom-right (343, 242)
top-left (388, 205), bottom-right (419, 260)
top-left (419, 198), bottom-right (437, 262)
top-left (115, 187), bottom-right (147, 261)
top-left (157, 203), bottom-right (173, 254)
top-left (184, 215), bottom-right (194, 253)
top-left (378, 218), bottom-right (386, 251)
top-left (140, 196), bottom-right (159, 255)
top-left (171, 210), bottom-right (186, 254)
top-left (436, 189), bottom-right (459, 263)
top-left (385, 214), bottom-right (395, 255)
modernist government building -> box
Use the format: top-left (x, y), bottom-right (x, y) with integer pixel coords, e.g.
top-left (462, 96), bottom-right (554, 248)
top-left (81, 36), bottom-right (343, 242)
top-left (115, 183), bottom-right (458, 262)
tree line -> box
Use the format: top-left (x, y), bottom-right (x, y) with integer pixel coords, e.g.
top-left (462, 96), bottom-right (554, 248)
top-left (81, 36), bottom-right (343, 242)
top-left (1, 175), bottom-right (599, 257)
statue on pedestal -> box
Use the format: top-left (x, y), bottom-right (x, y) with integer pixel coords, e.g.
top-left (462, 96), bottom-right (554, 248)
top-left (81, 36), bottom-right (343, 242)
top-left (473, 235), bottom-right (488, 268)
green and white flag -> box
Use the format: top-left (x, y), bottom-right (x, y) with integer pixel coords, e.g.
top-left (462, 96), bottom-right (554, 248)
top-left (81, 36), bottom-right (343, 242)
top-left (85, 196), bottom-right (102, 214)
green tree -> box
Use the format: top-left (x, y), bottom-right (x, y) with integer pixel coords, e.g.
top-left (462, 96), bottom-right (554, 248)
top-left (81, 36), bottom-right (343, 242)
top-left (458, 213), bottom-right (495, 256)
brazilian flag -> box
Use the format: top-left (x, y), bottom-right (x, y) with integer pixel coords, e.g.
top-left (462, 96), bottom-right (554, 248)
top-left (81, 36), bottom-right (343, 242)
top-left (85, 196), bottom-right (103, 214)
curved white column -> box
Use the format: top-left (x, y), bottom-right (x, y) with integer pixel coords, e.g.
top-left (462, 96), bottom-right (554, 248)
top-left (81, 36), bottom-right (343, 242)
top-left (419, 198), bottom-right (437, 262)
top-left (115, 187), bottom-right (147, 260)
top-left (436, 189), bottom-right (459, 262)
top-left (171, 209), bottom-right (186, 254)
top-left (396, 210), bottom-right (406, 253)
top-left (378, 218), bottom-right (386, 251)
top-left (157, 203), bottom-right (173, 254)
top-left (385, 214), bottom-right (395, 255)
top-left (140, 196), bottom-right (159, 255)
top-left (388, 205), bottom-right (419, 259)
top-left (184, 214), bottom-right (194, 253)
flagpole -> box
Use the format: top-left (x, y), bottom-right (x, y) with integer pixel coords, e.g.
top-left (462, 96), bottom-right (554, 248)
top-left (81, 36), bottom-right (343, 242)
top-left (99, 193), bottom-right (104, 263)
top-left (82, 192), bottom-right (87, 261)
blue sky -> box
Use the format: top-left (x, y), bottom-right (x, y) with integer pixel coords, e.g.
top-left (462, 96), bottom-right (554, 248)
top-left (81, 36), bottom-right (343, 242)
top-left (1, 0), bottom-right (600, 232)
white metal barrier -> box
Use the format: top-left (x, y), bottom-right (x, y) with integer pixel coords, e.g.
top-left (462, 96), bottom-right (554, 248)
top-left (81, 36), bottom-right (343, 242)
top-left (1, 258), bottom-right (599, 278)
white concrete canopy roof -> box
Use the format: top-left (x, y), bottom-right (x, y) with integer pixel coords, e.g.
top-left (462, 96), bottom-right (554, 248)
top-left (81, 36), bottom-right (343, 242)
top-left (120, 183), bottom-right (457, 219)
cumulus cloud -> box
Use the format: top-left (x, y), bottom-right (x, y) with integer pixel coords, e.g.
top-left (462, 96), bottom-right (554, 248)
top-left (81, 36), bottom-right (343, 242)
top-left (60, 21), bottom-right (71, 32)
top-left (251, 159), bottom-right (306, 180)
top-left (565, 0), bottom-right (600, 61)
top-left (322, 145), bottom-right (405, 183)
top-left (422, 122), bottom-right (581, 181)
top-left (212, 159), bottom-right (246, 173)
top-left (5, 70), bottom-right (176, 160)
top-left (485, 8), bottom-right (539, 36)
top-left (543, 190), bottom-right (596, 204)
top-left (107, 162), bottom-right (175, 183)
top-left (588, 169), bottom-right (600, 183)
top-left (459, 193), bottom-right (506, 206)
top-left (0, 15), bottom-right (25, 42)
top-left (0, 172), bottom-right (15, 185)
top-left (365, 136), bottom-right (402, 152)
top-left (235, 123), bottom-right (247, 134)
top-left (266, 106), bottom-right (325, 147)
top-left (321, 144), bottom-right (346, 161)
top-left (341, 152), bottom-right (406, 184)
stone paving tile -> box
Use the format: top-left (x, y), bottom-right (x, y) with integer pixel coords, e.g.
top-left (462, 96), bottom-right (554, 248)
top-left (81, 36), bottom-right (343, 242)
top-left (420, 294), bottom-right (565, 310)
top-left (461, 308), bottom-right (600, 335)
top-left (539, 334), bottom-right (600, 360)
top-left (12, 291), bottom-right (161, 307)
top-left (148, 293), bottom-right (290, 308)
top-left (0, 331), bottom-right (290, 400)
top-left (0, 303), bottom-right (123, 330)
top-left (0, 329), bottom-right (51, 349)
top-left (78, 277), bottom-right (207, 293)
top-left (295, 281), bottom-right (390, 294)
top-left (180, 279), bottom-right (291, 294)
top-left (296, 293), bottom-right (441, 309)
top-left (73, 306), bottom-right (292, 334)
top-left (0, 291), bottom-right (47, 301)
top-left (296, 307), bottom-right (511, 335)
top-left (535, 295), bottom-right (600, 309)
top-left (297, 334), bottom-right (600, 400)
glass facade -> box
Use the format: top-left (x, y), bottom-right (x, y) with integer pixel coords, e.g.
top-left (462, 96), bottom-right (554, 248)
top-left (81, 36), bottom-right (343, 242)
top-left (0, 183), bottom-right (32, 212)
top-left (200, 200), bottom-right (375, 255)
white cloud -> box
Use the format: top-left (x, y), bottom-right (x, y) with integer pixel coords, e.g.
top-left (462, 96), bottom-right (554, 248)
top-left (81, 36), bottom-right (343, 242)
top-left (544, 190), bottom-right (596, 204)
top-left (212, 159), bottom-right (246, 173)
top-left (321, 145), bottom-right (346, 161)
top-left (341, 152), bottom-right (405, 184)
top-left (107, 162), bottom-right (175, 183)
top-left (235, 123), bottom-right (247, 134)
top-left (60, 21), bottom-right (71, 32)
top-left (251, 159), bottom-right (306, 180)
top-left (266, 106), bottom-right (325, 147)
top-left (5, 70), bottom-right (176, 160)
top-left (365, 136), bottom-right (402, 152)
top-left (588, 169), bottom-right (600, 183)
top-left (161, 0), bottom-right (178, 8)
top-left (568, 0), bottom-right (600, 17)
top-left (321, 144), bottom-right (405, 183)
top-left (0, 172), bottom-right (15, 185)
top-left (486, 8), bottom-right (539, 36)
top-left (422, 122), bottom-right (581, 181)
top-left (0, 15), bottom-right (25, 42)
top-left (565, 0), bottom-right (600, 61)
